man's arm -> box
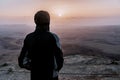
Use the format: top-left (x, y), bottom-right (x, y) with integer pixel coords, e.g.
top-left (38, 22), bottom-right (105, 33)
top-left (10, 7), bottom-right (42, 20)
top-left (54, 47), bottom-right (64, 71)
top-left (18, 38), bottom-right (28, 68)
top-left (53, 33), bottom-right (64, 71)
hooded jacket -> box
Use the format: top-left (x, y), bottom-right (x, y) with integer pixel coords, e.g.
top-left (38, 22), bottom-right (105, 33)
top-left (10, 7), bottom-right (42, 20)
top-left (18, 26), bottom-right (64, 79)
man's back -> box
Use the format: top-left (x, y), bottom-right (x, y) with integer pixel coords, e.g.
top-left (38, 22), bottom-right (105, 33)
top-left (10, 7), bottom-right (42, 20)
top-left (23, 31), bottom-right (63, 79)
top-left (18, 10), bottom-right (64, 80)
top-left (26, 31), bottom-right (55, 77)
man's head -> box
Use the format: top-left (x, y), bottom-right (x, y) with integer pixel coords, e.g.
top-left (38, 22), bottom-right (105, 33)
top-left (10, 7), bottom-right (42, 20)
top-left (34, 10), bottom-right (50, 25)
top-left (34, 10), bottom-right (50, 31)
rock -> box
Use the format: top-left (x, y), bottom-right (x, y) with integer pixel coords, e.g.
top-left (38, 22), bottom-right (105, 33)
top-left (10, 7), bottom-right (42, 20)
top-left (0, 54), bottom-right (120, 80)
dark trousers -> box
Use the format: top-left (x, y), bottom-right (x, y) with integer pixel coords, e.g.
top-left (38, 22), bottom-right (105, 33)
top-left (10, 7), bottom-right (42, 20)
top-left (53, 76), bottom-right (58, 80)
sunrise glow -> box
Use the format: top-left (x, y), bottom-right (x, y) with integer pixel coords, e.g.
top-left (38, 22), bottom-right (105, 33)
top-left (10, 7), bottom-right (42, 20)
top-left (58, 13), bottom-right (62, 17)
top-left (0, 0), bottom-right (120, 25)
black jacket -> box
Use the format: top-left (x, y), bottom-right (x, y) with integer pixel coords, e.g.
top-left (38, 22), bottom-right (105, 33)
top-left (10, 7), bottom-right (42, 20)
top-left (18, 29), bottom-right (64, 79)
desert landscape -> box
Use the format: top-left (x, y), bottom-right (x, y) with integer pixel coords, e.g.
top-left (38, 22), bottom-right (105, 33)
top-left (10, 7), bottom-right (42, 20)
top-left (0, 24), bottom-right (120, 80)
top-left (0, 0), bottom-right (120, 79)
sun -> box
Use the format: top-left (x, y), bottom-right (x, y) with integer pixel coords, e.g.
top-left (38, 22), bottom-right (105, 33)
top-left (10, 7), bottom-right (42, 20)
top-left (51, 7), bottom-right (66, 18)
top-left (58, 13), bottom-right (62, 17)
top-left (54, 9), bottom-right (64, 17)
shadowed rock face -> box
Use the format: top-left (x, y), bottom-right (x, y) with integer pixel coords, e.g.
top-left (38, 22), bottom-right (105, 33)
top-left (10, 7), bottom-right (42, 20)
top-left (0, 36), bottom-right (23, 50)
top-left (0, 25), bottom-right (120, 55)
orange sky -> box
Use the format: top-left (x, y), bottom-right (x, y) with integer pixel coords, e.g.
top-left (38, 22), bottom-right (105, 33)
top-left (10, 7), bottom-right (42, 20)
top-left (0, 0), bottom-right (120, 18)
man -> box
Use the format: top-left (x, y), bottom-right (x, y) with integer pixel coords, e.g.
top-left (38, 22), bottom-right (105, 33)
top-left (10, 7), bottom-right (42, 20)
top-left (18, 10), bottom-right (64, 80)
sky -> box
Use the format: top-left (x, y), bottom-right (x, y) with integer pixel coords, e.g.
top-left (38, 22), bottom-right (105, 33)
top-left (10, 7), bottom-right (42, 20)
top-left (0, 0), bottom-right (120, 25)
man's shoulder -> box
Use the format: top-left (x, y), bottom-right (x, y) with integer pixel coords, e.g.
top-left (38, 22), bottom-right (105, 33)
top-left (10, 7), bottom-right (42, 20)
top-left (49, 32), bottom-right (59, 38)
top-left (50, 32), bottom-right (59, 41)
top-left (24, 32), bottom-right (35, 40)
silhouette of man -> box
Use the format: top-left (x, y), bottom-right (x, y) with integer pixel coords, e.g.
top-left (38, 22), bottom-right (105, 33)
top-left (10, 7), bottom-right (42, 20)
top-left (18, 10), bottom-right (64, 80)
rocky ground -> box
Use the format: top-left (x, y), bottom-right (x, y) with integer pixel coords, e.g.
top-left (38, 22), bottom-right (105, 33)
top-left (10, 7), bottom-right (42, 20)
top-left (0, 54), bottom-right (120, 80)
top-left (0, 25), bottom-right (120, 80)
